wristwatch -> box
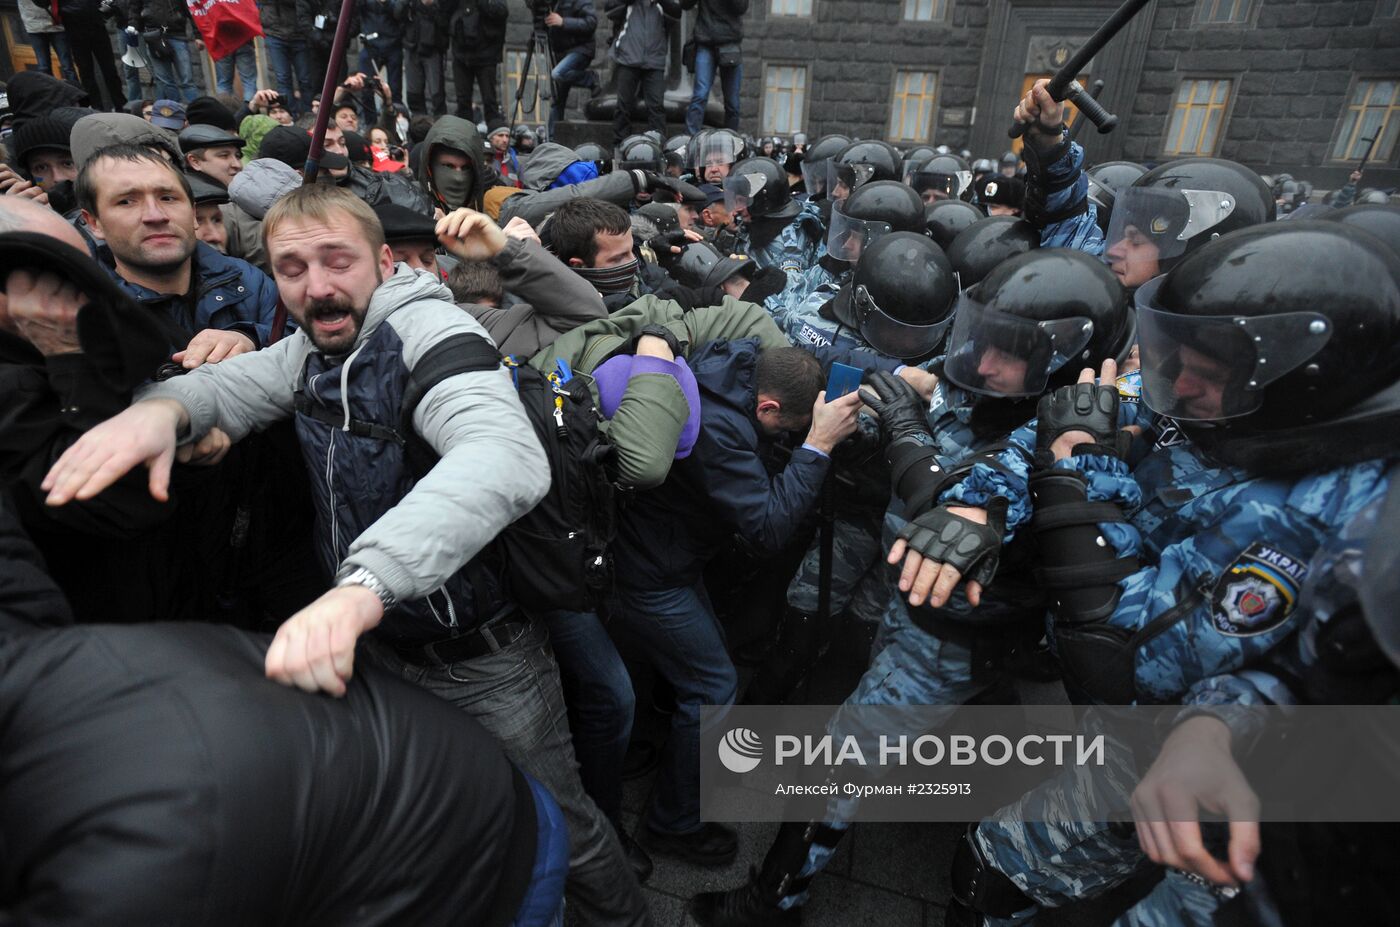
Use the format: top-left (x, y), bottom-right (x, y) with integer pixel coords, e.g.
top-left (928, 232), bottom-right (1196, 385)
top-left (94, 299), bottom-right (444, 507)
top-left (335, 565), bottom-right (398, 611)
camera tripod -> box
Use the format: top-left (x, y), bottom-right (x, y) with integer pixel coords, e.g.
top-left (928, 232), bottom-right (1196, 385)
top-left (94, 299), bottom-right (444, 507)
top-left (509, 2), bottom-right (558, 131)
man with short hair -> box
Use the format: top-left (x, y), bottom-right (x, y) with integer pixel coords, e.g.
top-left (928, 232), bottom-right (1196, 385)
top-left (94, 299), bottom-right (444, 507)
top-left (179, 124), bottom-right (246, 186)
top-left (487, 125), bottom-right (523, 188)
top-left (547, 197), bottom-right (642, 305)
top-left (44, 182), bottom-right (651, 927)
top-left (77, 144), bottom-right (279, 358)
top-left (188, 172), bottom-right (230, 252)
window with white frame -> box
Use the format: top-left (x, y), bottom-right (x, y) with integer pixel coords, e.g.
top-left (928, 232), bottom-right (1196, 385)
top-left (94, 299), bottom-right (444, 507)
top-left (770, 0), bottom-right (813, 17)
top-left (903, 0), bottom-right (949, 22)
top-left (1332, 79), bottom-right (1400, 162)
top-left (1164, 78), bottom-right (1232, 156)
top-left (762, 65), bottom-right (808, 134)
top-left (1196, 0), bottom-right (1252, 24)
top-left (888, 71), bottom-right (939, 142)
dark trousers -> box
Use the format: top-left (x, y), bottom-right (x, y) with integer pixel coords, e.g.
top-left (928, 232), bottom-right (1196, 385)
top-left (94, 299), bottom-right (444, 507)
top-left (64, 11), bottom-right (124, 109)
top-left (404, 48), bottom-right (446, 117)
top-left (453, 56), bottom-right (505, 126)
top-left (613, 64), bottom-right (665, 145)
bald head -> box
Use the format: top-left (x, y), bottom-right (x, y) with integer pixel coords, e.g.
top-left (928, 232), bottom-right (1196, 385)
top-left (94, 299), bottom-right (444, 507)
top-left (0, 197), bottom-right (88, 252)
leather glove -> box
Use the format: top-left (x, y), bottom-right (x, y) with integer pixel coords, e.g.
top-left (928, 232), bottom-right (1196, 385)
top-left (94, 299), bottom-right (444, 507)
top-left (897, 503), bottom-right (1006, 590)
top-left (742, 266), bottom-right (788, 304)
top-left (633, 171), bottom-right (678, 196)
top-left (1035, 380), bottom-right (1126, 463)
top-left (645, 230), bottom-right (688, 266)
top-left (861, 370), bottom-right (934, 446)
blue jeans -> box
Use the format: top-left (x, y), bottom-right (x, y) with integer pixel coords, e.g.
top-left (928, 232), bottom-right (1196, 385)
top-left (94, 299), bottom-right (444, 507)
top-left (25, 31), bottom-right (79, 84)
top-left (548, 49), bottom-right (596, 136)
top-left (362, 620), bottom-right (648, 926)
top-left (540, 609), bottom-right (634, 823)
top-left (214, 40), bottom-right (258, 102)
top-left (358, 41), bottom-right (404, 105)
top-left (262, 36), bottom-right (315, 115)
top-left (609, 582), bottom-right (738, 834)
top-left (149, 37), bottom-right (200, 103)
top-left (686, 44), bottom-right (741, 135)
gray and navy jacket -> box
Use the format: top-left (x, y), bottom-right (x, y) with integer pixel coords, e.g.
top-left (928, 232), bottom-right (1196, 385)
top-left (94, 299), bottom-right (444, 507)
top-left (141, 266), bottom-right (551, 645)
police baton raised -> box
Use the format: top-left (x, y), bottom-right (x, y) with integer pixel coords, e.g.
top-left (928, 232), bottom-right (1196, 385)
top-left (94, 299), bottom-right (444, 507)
top-left (1067, 79), bottom-right (1106, 143)
top-left (304, 0), bottom-right (358, 183)
top-left (1357, 132), bottom-right (1380, 174)
top-left (1008, 0), bottom-right (1153, 140)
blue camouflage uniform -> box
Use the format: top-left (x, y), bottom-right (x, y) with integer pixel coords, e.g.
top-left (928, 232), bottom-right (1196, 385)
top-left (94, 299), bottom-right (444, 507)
top-left (762, 377), bottom-right (1056, 912)
top-left (735, 200), bottom-right (827, 284)
top-left (960, 400), bottom-right (1394, 924)
top-left (763, 258), bottom-right (845, 327)
top-left (1028, 133), bottom-right (1105, 255)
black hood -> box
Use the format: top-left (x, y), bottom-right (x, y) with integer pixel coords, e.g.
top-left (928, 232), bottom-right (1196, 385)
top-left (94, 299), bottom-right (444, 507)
top-left (5, 71), bottom-right (90, 132)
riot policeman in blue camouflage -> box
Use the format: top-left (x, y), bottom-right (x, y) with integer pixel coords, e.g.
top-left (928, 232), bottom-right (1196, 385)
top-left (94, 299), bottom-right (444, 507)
top-left (944, 221), bottom-right (1400, 925)
top-left (763, 180), bottom-right (927, 332)
top-left (690, 248), bottom-right (1136, 927)
top-left (724, 156), bottom-right (827, 284)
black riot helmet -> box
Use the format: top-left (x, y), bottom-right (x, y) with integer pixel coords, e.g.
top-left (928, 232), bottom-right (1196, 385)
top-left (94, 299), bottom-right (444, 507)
top-left (664, 134), bottom-right (690, 171)
top-left (1135, 221), bottom-right (1400, 429)
top-left (924, 199), bottom-right (984, 250)
top-left (1321, 204), bottom-right (1400, 259)
top-left (946, 215), bottom-right (1039, 288)
top-left (907, 153), bottom-right (973, 203)
top-left (944, 249), bottom-right (1130, 398)
top-left (616, 134), bottom-right (665, 173)
top-left (900, 145), bottom-right (938, 177)
top-left (825, 180), bottom-right (925, 263)
top-left (723, 156), bottom-right (800, 221)
top-left (828, 140), bottom-right (903, 203)
top-left (799, 134), bottom-right (852, 197)
top-left (1085, 160), bottom-right (1148, 233)
top-left (1105, 157), bottom-right (1274, 289)
top-left (828, 232), bottom-right (958, 360)
top-left (573, 141), bottom-right (609, 174)
top-left (672, 241), bottom-right (757, 292)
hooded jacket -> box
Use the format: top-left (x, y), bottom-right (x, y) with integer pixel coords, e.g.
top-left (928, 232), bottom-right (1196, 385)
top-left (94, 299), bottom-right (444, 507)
top-left (462, 237), bottom-right (606, 357)
top-left (139, 266), bottom-right (551, 645)
top-left (111, 242), bottom-right (280, 349)
top-left (225, 158), bottom-right (303, 271)
top-left (3, 71), bottom-right (90, 133)
top-left (421, 116), bottom-right (488, 211)
top-left (238, 114), bottom-right (277, 163)
top-left (496, 142), bottom-right (642, 227)
top-left (69, 112), bottom-right (182, 168)
top-left (609, 336), bottom-right (830, 590)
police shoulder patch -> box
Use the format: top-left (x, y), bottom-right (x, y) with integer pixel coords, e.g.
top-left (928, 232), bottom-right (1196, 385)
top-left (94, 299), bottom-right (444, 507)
top-left (1210, 541), bottom-right (1309, 637)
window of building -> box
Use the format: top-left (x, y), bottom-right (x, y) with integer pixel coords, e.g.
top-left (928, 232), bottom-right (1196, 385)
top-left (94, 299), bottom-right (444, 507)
top-left (770, 0), bottom-right (813, 16)
top-left (1332, 79), bottom-right (1400, 161)
top-left (762, 65), bottom-right (808, 134)
top-left (1163, 78), bottom-right (1232, 156)
top-left (902, 0), bottom-right (949, 22)
top-left (503, 50), bottom-right (544, 120)
top-left (888, 71), bottom-right (939, 142)
top-left (1378, 0), bottom-right (1398, 18)
top-left (1195, 0), bottom-right (1252, 24)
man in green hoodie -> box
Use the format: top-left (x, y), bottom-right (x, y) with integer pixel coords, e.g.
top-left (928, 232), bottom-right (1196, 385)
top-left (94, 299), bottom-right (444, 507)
top-left (421, 115), bottom-right (487, 214)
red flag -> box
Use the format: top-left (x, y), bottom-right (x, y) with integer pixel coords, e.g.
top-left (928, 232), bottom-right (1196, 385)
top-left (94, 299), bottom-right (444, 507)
top-left (186, 0), bottom-right (264, 62)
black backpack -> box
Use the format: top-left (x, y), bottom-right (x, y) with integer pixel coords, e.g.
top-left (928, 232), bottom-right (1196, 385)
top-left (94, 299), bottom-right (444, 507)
top-left (401, 334), bottom-right (619, 613)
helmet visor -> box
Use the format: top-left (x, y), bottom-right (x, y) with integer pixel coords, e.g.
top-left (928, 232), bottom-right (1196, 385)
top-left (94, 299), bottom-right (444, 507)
top-left (1133, 275), bottom-right (1333, 421)
top-left (850, 284), bottom-right (953, 360)
top-left (943, 293), bottom-right (1096, 398)
top-left (827, 161), bottom-right (877, 204)
top-left (1104, 187), bottom-right (1237, 271)
top-left (801, 157), bottom-right (829, 196)
top-left (724, 170), bottom-right (767, 215)
top-left (909, 169), bottom-right (972, 201)
top-left (695, 134), bottom-right (743, 173)
top-left (825, 203), bottom-right (892, 263)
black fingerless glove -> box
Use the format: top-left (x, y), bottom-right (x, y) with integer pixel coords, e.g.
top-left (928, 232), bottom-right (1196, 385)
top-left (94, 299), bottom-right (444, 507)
top-left (897, 500), bottom-right (1007, 589)
top-left (1035, 381), bottom-right (1125, 466)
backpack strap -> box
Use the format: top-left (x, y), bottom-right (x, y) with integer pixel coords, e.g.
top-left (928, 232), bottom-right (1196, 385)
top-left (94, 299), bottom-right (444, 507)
top-left (399, 332), bottom-right (504, 475)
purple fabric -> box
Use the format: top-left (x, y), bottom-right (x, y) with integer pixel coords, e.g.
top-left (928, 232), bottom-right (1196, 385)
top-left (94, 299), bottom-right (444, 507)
top-left (590, 354), bottom-right (703, 459)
